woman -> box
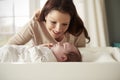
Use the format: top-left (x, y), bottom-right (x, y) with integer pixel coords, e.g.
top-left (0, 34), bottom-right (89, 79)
top-left (7, 0), bottom-right (90, 47)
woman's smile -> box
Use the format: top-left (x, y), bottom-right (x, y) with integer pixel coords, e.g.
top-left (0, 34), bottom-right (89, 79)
top-left (45, 10), bottom-right (71, 41)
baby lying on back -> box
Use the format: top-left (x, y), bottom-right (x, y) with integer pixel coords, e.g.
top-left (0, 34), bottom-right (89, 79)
top-left (0, 42), bottom-right (82, 62)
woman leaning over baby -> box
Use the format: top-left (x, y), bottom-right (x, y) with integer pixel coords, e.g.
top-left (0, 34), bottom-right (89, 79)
top-left (7, 0), bottom-right (90, 47)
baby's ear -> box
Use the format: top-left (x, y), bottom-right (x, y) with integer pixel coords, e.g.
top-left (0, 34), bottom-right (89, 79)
top-left (61, 55), bottom-right (67, 62)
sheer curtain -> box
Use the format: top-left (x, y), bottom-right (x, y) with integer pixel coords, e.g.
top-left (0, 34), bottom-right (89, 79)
top-left (83, 0), bottom-right (110, 47)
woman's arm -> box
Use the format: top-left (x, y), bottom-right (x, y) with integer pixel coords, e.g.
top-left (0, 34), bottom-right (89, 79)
top-left (7, 20), bottom-right (33, 45)
top-left (7, 10), bottom-right (41, 45)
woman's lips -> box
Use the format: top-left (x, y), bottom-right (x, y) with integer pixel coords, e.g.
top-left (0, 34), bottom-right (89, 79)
top-left (53, 31), bottom-right (61, 35)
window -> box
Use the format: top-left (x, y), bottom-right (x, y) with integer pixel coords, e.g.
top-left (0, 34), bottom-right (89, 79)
top-left (0, 0), bottom-right (30, 46)
top-left (0, 0), bottom-right (30, 34)
top-left (0, 0), bottom-right (14, 34)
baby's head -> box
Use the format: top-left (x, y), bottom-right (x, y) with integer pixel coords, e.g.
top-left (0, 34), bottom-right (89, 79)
top-left (50, 42), bottom-right (82, 62)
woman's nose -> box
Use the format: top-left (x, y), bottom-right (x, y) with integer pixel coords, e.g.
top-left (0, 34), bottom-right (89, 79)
top-left (55, 24), bottom-right (62, 32)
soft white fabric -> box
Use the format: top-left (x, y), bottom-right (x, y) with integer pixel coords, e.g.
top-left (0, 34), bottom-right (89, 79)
top-left (79, 47), bottom-right (120, 62)
top-left (0, 45), bottom-right (57, 63)
top-left (0, 45), bottom-right (120, 63)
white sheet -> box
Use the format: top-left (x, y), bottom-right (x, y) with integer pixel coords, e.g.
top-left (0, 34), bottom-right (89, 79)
top-left (0, 45), bottom-right (120, 62)
top-left (79, 47), bottom-right (120, 62)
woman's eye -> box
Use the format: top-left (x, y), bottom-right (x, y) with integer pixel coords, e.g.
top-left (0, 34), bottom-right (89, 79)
top-left (51, 21), bottom-right (56, 24)
top-left (62, 23), bottom-right (68, 26)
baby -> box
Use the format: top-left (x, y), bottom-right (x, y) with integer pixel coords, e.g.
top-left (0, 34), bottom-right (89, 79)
top-left (49, 42), bottom-right (82, 62)
top-left (0, 42), bottom-right (82, 62)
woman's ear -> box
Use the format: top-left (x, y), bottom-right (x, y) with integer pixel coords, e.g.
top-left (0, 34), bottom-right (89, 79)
top-left (45, 16), bottom-right (46, 21)
top-left (45, 15), bottom-right (48, 21)
top-left (61, 55), bottom-right (67, 62)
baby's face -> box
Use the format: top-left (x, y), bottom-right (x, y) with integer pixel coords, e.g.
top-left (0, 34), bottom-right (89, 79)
top-left (50, 42), bottom-right (79, 61)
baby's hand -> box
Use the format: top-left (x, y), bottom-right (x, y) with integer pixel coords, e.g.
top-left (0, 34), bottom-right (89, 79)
top-left (40, 43), bottom-right (54, 48)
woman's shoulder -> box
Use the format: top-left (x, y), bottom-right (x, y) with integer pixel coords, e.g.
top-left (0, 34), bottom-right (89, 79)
top-left (32, 9), bottom-right (41, 21)
top-left (28, 10), bottom-right (44, 29)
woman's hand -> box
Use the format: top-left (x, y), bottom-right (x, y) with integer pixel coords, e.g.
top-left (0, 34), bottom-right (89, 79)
top-left (40, 43), bottom-right (54, 48)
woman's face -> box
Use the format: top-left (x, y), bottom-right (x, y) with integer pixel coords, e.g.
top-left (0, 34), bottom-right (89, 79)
top-left (45, 10), bottom-right (71, 41)
top-left (50, 42), bottom-right (78, 62)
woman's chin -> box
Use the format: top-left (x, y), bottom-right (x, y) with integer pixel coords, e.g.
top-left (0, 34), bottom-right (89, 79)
top-left (52, 35), bottom-right (60, 39)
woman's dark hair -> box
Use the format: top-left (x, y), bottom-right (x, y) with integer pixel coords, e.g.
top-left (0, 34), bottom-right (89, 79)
top-left (38, 0), bottom-right (90, 42)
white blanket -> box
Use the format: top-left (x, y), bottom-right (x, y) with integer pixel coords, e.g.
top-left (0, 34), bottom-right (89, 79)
top-left (79, 47), bottom-right (120, 62)
top-left (0, 45), bottom-right (120, 63)
top-left (0, 45), bottom-right (57, 63)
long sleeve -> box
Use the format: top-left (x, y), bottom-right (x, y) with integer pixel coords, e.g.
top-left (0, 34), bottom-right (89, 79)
top-left (7, 20), bottom-right (34, 45)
